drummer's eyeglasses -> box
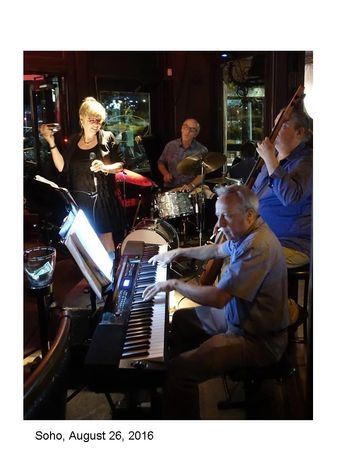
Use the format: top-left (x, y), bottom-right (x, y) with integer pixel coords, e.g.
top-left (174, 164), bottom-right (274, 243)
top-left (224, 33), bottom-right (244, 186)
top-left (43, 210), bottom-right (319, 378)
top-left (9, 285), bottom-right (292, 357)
top-left (182, 124), bottom-right (198, 133)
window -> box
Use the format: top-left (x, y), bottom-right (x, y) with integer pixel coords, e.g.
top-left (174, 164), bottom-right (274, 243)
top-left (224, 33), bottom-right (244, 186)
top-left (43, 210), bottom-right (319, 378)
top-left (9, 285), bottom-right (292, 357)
top-left (224, 83), bottom-right (264, 167)
top-left (222, 54), bottom-right (265, 171)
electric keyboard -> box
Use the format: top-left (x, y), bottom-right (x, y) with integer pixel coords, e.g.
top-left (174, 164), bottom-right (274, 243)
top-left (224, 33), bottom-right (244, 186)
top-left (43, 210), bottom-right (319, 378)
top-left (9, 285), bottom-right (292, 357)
top-left (85, 241), bottom-right (169, 369)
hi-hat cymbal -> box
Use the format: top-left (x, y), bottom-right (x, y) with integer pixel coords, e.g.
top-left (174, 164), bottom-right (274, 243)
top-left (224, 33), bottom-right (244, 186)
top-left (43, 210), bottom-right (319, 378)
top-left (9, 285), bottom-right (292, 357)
top-left (206, 176), bottom-right (242, 185)
top-left (177, 152), bottom-right (226, 176)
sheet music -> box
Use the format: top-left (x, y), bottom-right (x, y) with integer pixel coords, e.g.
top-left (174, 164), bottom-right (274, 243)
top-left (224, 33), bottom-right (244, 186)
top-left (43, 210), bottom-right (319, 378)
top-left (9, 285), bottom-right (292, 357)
top-left (65, 234), bottom-right (103, 298)
top-left (61, 209), bottom-right (113, 299)
top-left (70, 231), bottom-right (111, 287)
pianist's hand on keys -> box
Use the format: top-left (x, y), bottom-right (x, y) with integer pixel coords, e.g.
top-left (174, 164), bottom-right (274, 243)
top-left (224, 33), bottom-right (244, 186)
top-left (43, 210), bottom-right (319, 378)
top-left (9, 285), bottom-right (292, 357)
top-left (142, 279), bottom-right (177, 301)
top-left (148, 248), bottom-right (182, 266)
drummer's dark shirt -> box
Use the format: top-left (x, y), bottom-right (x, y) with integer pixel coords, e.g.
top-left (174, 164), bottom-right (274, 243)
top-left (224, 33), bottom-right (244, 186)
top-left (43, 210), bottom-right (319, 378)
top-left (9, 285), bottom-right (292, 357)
top-left (158, 138), bottom-right (207, 188)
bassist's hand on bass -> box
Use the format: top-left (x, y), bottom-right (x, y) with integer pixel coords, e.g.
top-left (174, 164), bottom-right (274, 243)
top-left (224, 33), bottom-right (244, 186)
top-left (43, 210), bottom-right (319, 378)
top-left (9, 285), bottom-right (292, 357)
top-left (256, 137), bottom-right (279, 175)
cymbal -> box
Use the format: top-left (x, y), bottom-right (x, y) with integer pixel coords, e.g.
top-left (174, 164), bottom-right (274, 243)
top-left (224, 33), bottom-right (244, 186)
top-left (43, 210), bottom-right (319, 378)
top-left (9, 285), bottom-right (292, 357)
top-left (115, 169), bottom-right (156, 187)
top-left (206, 176), bottom-right (242, 185)
top-left (177, 152), bottom-right (226, 176)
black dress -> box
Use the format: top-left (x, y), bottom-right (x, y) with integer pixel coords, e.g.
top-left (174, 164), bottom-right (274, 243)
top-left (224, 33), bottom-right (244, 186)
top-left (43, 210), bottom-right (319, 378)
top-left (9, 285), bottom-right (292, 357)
top-left (63, 130), bottom-right (126, 243)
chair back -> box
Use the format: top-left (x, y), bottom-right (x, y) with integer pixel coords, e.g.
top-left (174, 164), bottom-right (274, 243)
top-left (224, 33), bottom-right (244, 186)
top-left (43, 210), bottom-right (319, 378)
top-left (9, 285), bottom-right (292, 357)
top-left (24, 310), bottom-right (71, 420)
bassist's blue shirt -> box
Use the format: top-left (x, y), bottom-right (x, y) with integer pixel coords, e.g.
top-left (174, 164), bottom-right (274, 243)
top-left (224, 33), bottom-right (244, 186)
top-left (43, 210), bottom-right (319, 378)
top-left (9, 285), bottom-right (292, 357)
top-left (252, 142), bottom-right (312, 256)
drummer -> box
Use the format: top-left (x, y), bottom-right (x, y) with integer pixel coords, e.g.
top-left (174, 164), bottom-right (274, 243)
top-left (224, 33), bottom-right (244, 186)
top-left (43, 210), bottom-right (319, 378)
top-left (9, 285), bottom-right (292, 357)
top-left (158, 118), bottom-right (208, 192)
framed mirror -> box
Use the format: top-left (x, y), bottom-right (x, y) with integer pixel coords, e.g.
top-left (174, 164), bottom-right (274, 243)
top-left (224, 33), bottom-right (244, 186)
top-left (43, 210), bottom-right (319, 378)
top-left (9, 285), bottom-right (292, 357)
top-left (100, 90), bottom-right (151, 173)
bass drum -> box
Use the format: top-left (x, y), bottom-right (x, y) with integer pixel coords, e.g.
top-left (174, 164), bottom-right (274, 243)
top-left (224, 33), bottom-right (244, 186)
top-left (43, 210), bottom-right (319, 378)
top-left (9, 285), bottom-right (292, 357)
top-left (121, 218), bottom-right (179, 254)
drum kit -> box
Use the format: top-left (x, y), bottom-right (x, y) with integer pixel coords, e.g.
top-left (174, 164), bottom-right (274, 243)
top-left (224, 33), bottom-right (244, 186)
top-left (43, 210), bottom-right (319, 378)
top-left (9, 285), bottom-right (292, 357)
top-left (119, 151), bottom-right (239, 252)
top-left (206, 176), bottom-right (242, 185)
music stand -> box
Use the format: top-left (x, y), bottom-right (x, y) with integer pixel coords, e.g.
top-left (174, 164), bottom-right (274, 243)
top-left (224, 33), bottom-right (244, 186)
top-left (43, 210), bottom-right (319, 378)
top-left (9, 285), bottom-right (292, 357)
top-left (59, 209), bottom-right (114, 300)
top-left (34, 175), bottom-right (79, 216)
top-left (34, 175), bottom-right (114, 301)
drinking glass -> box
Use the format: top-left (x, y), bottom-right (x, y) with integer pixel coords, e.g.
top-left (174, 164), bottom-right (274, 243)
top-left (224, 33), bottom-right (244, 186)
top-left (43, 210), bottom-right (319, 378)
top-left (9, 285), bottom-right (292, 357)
top-left (45, 123), bottom-right (61, 133)
top-left (24, 246), bottom-right (56, 289)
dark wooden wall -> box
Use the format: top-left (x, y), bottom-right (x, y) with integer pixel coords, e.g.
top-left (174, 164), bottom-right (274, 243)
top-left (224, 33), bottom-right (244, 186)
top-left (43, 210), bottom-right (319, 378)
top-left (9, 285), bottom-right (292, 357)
top-left (24, 50), bottom-right (305, 156)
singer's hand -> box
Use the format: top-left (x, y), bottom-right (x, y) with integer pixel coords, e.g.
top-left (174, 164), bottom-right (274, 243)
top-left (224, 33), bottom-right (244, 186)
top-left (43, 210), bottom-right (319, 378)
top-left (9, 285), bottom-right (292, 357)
top-left (39, 124), bottom-right (55, 146)
top-left (90, 160), bottom-right (104, 173)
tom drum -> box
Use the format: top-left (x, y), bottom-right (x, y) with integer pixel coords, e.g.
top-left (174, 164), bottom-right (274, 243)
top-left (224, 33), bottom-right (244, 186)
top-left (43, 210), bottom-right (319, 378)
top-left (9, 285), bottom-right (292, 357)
top-left (155, 191), bottom-right (193, 219)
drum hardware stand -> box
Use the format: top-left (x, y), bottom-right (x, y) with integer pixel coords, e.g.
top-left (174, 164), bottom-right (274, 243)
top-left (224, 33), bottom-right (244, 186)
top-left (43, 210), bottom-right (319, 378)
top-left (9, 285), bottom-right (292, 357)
top-left (116, 173), bottom-right (129, 234)
top-left (131, 194), bottom-right (143, 230)
top-left (150, 193), bottom-right (157, 220)
top-left (197, 159), bottom-right (207, 247)
top-left (191, 191), bottom-right (205, 244)
top-left (193, 192), bottom-right (200, 235)
top-left (149, 185), bottom-right (161, 221)
top-left (179, 217), bottom-right (189, 245)
top-left (176, 151), bottom-right (226, 247)
top-left (179, 215), bottom-right (198, 247)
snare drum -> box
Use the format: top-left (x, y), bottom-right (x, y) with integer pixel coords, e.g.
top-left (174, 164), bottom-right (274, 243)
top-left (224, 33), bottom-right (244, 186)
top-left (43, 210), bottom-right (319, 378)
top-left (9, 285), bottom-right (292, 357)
top-left (121, 218), bottom-right (179, 254)
top-left (155, 191), bottom-right (193, 219)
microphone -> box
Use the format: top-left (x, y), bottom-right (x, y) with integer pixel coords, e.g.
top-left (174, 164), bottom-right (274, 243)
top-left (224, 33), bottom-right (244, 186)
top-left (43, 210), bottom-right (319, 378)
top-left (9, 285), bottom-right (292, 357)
top-left (89, 152), bottom-right (98, 191)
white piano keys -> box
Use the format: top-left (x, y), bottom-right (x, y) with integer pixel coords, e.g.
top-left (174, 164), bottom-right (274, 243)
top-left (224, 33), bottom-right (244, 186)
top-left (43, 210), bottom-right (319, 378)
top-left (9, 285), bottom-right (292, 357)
top-left (122, 243), bottom-right (168, 363)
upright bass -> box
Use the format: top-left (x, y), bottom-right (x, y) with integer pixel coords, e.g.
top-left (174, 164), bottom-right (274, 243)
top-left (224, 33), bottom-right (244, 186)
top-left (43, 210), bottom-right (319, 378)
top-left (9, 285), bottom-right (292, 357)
top-left (199, 84), bottom-right (305, 286)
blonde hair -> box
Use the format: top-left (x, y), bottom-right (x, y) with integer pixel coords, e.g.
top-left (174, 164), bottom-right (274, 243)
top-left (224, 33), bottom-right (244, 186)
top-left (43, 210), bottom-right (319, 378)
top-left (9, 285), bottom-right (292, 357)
top-left (79, 97), bottom-right (106, 122)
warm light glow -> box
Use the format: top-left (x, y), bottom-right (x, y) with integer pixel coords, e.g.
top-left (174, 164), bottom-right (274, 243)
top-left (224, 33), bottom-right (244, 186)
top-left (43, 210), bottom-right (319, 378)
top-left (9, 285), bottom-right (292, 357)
top-left (23, 74), bottom-right (45, 81)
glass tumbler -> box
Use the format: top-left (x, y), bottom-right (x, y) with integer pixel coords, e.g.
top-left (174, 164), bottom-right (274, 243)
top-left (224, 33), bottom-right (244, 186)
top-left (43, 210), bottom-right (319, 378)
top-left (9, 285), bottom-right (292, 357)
top-left (24, 246), bottom-right (56, 289)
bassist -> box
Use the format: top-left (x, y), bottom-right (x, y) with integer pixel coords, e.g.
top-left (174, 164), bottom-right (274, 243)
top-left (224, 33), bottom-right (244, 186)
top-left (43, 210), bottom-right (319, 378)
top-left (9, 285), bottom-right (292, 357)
top-left (253, 107), bottom-right (312, 267)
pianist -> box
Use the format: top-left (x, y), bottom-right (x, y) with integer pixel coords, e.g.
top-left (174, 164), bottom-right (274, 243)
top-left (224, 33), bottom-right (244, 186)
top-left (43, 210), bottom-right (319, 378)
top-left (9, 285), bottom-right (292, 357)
top-left (142, 184), bottom-right (289, 419)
